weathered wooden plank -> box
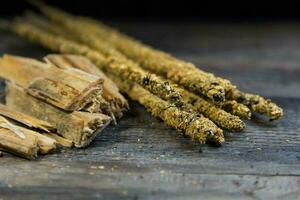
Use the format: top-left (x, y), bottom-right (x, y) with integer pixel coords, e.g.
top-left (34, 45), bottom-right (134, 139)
top-left (0, 175), bottom-right (300, 200)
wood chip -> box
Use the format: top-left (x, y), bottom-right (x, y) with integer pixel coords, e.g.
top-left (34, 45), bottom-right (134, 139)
top-left (45, 132), bottom-right (73, 148)
top-left (0, 54), bottom-right (104, 113)
top-left (45, 54), bottom-right (128, 118)
top-left (5, 83), bottom-right (111, 148)
top-left (17, 126), bottom-right (56, 154)
top-left (0, 103), bottom-right (54, 132)
top-left (0, 116), bottom-right (38, 159)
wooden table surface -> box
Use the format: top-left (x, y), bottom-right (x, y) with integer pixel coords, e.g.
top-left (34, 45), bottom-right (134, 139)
top-left (0, 21), bottom-right (300, 200)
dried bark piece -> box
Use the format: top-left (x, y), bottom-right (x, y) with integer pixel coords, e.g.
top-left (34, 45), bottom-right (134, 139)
top-left (0, 116), bottom-right (38, 159)
top-left (0, 103), bottom-right (54, 132)
top-left (44, 132), bottom-right (73, 148)
top-left (0, 115), bottom-right (56, 156)
top-left (9, 19), bottom-right (184, 108)
top-left (5, 83), bottom-right (111, 148)
top-left (0, 117), bottom-right (26, 140)
top-left (45, 54), bottom-right (128, 119)
top-left (0, 54), bottom-right (104, 113)
top-left (17, 126), bottom-right (56, 154)
top-left (110, 76), bottom-right (224, 145)
top-left (0, 102), bottom-right (58, 154)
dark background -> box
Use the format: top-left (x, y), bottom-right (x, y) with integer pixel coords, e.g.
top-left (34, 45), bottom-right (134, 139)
top-left (1, 0), bottom-right (300, 21)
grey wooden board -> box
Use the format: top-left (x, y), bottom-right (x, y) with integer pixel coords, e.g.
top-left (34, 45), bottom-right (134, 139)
top-left (0, 22), bottom-right (300, 200)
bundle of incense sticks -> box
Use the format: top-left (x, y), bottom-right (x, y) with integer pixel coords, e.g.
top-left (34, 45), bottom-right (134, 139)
top-left (0, 0), bottom-right (283, 151)
top-left (0, 54), bottom-right (128, 159)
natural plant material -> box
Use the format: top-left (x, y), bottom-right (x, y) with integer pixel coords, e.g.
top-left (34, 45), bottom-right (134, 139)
top-left (45, 54), bottom-right (128, 120)
top-left (18, 126), bottom-right (57, 154)
top-left (45, 132), bottom-right (73, 148)
top-left (0, 116), bottom-right (38, 159)
top-left (5, 83), bottom-right (111, 148)
top-left (221, 100), bottom-right (251, 120)
top-left (110, 76), bottom-right (224, 145)
top-left (230, 92), bottom-right (283, 121)
top-left (0, 115), bottom-right (57, 158)
top-left (0, 54), bottom-right (106, 114)
top-left (0, 104), bottom-right (57, 154)
top-left (0, 103), bottom-right (54, 133)
top-left (178, 88), bottom-right (245, 131)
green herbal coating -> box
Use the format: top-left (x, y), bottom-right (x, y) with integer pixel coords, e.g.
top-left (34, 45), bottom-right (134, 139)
top-left (9, 20), bottom-right (183, 108)
top-left (72, 16), bottom-right (282, 120)
top-left (31, 0), bottom-right (226, 104)
top-left (221, 100), bottom-right (252, 120)
top-left (227, 89), bottom-right (283, 120)
top-left (110, 76), bottom-right (224, 145)
top-left (178, 88), bottom-right (245, 131)
top-left (240, 93), bottom-right (282, 121)
top-left (83, 19), bottom-right (283, 120)
top-left (217, 78), bottom-right (283, 120)
top-left (31, 1), bottom-right (284, 120)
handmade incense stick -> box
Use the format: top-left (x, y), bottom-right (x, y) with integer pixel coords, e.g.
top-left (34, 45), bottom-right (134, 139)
top-left (22, 12), bottom-right (275, 121)
top-left (221, 100), bottom-right (251, 120)
top-left (110, 76), bottom-right (224, 145)
top-left (236, 92), bottom-right (283, 121)
top-left (178, 88), bottom-right (245, 131)
top-left (29, 1), bottom-right (283, 120)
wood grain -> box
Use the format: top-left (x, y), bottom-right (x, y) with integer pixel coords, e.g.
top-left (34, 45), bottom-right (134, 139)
top-left (0, 22), bottom-right (299, 200)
